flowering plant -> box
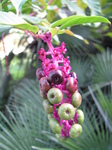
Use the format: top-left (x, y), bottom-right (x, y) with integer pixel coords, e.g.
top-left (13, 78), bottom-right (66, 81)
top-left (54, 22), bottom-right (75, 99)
top-left (36, 32), bottom-right (84, 140)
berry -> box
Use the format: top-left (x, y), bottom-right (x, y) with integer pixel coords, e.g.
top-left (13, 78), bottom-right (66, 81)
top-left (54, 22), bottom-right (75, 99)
top-left (39, 77), bottom-right (51, 93)
top-left (40, 90), bottom-right (47, 100)
top-left (47, 88), bottom-right (63, 104)
top-left (58, 103), bottom-right (76, 120)
top-left (69, 72), bottom-right (78, 81)
top-left (77, 110), bottom-right (84, 124)
top-left (48, 69), bottom-right (64, 85)
top-left (49, 118), bottom-right (61, 134)
top-left (69, 124), bottom-right (82, 138)
top-left (55, 133), bottom-right (67, 141)
top-left (43, 99), bottom-right (54, 114)
top-left (36, 68), bottom-right (44, 80)
top-left (65, 77), bottom-right (78, 93)
top-left (48, 114), bottom-right (53, 120)
top-left (72, 91), bottom-right (82, 108)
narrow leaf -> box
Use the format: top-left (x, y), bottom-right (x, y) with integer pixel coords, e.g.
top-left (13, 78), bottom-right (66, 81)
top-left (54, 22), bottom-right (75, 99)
top-left (59, 16), bottom-right (110, 29)
top-left (51, 15), bottom-right (78, 28)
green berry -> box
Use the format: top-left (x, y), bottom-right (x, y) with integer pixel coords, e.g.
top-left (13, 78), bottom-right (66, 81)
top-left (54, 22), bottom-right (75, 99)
top-left (69, 124), bottom-right (82, 138)
top-left (43, 99), bottom-right (54, 114)
top-left (58, 103), bottom-right (76, 120)
top-left (55, 133), bottom-right (67, 141)
top-left (48, 114), bottom-right (53, 120)
top-left (49, 118), bottom-right (61, 134)
top-left (77, 109), bottom-right (84, 124)
top-left (47, 88), bottom-right (63, 104)
top-left (72, 91), bottom-right (82, 108)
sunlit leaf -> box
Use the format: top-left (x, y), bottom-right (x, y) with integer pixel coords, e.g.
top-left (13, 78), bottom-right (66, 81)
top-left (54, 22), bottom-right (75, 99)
top-left (51, 15), bottom-right (110, 29)
top-left (0, 12), bottom-right (39, 34)
top-left (38, 0), bottom-right (47, 9)
top-left (59, 16), bottom-right (110, 29)
top-left (10, 0), bottom-right (27, 11)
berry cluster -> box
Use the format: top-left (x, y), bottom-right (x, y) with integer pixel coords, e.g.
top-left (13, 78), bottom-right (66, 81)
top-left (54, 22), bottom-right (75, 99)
top-left (36, 32), bottom-right (84, 141)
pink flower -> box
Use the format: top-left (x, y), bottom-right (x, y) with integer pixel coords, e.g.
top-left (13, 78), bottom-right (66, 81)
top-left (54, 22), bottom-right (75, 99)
top-left (42, 58), bottom-right (50, 70)
top-left (63, 64), bottom-right (71, 74)
top-left (63, 56), bottom-right (70, 65)
top-left (49, 63), bottom-right (56, 71)
top-left (61, 42), bottom-right (67, 54)
top-left (38, 48), bottom-right (46, 61)
top-left (42, 32), bottom-right (51, 42)
top-left (51, 50), bottom-right (63, 60)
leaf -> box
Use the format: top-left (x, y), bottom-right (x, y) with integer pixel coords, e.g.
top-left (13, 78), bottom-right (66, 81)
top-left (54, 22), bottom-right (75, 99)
top-left (77, 0), bottom-right (88, 10)
top-left (59, 15), bottom-right (110, 29)
top-left (87, 0), bottom-right (101, 15)
top-left (92, 50), bottom-right (112, 83)
top-left (51, 15), bottom-right (79, 28)
top-left (0, 12), bottom-right (39, 34)
top-left (62, 0), bottom-right (82, 12)
top-left (51, 15), bottom-right (110, 29)
top-left (0, 25), bottom-right (12, 35)
top-left (38, 0), bottom-right (47, 9)
top-left (14, 23), bottom-right (38, 33)
top-left (0, 79), bottom-right (60, 149)
top-left (22, 15), bottom-right (42, 24)
top-left (10, 0), bottom-right (27, 11)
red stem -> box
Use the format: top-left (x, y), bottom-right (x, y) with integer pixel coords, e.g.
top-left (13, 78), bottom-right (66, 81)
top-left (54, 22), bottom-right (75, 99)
top-left (2, 32), bottom-right (9, 75)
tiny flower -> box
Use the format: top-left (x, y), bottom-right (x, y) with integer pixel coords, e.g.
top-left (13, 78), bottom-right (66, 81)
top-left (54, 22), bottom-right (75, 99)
top-left (51, 50), bottom-right (63, 60)
top-left (63, 56), bottom-right (70, 65)
top-left (42, 32), bottom-right (51, 42)
top-left (42, 58), bottom-right (50, 70)
top-left (38, 48), bottom-right (46, 61)
top-left (63, 64), bottom-right (71, 74)
top-left (61, 42), bottom-right (67, 54)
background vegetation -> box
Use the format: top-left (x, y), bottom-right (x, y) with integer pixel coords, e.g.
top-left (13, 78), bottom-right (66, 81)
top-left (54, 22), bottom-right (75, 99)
top-left (0, 0), bottom-right (112, 150)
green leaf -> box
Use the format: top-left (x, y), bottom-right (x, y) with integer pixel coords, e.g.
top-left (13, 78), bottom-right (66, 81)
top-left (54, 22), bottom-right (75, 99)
top-left (10, 0), bottom-right (27, 11)
top-left (51, 15), bottom-right (110, 29)
top-left (62, 0), bottom-right (81, 12)
top-left (77, 0), bottom-right (88, 10)
top-left (38, 0), bottom-right (47, 9)
top-left (92, 50), bottom-right (112, 83)
top-left (59, 15), bottom-right (110, 29)
top-left (14, 23), bottom-right (38, 33)
top-left (0, 25), bottom-right (12, 34)
top-left (0, 12), bottom-right (38, 34)
top-left (51, 15), bottom-right (79, 28)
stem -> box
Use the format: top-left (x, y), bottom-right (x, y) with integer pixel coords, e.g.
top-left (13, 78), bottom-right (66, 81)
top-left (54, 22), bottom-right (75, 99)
top-left (2, 32), bottom-right (9, 75)
top-left (30, 12), bottom-right (37, 16)
top-left (48, 0), bottom-right (53, 5)
top-left (47, 41), bottom-right (54, 51)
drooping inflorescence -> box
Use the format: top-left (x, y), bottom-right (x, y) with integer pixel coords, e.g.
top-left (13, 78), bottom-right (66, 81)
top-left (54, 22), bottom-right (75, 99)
top-left (36, 32), bottom-right (84, 141)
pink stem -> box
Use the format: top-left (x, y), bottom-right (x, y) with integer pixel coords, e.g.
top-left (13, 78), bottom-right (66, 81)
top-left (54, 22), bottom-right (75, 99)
top-left (48, 0), bottom-right (53, 5)
top-left (2, 32), bottom-right (9, 75)
top-left (30, 12), bottom-right (37, 16)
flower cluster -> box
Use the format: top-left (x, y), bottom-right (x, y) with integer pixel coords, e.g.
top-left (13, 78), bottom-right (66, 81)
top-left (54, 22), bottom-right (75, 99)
top-left (36, 32), bottom-right (84, 141)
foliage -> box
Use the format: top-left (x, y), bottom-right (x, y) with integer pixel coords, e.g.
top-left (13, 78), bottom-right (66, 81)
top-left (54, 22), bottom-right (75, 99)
top-left (0, 0), bottom-right (112, 150)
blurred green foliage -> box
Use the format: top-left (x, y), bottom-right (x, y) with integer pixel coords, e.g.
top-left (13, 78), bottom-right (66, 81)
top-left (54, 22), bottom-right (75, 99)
top-left (0, 0), bottom-right (112, 150)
